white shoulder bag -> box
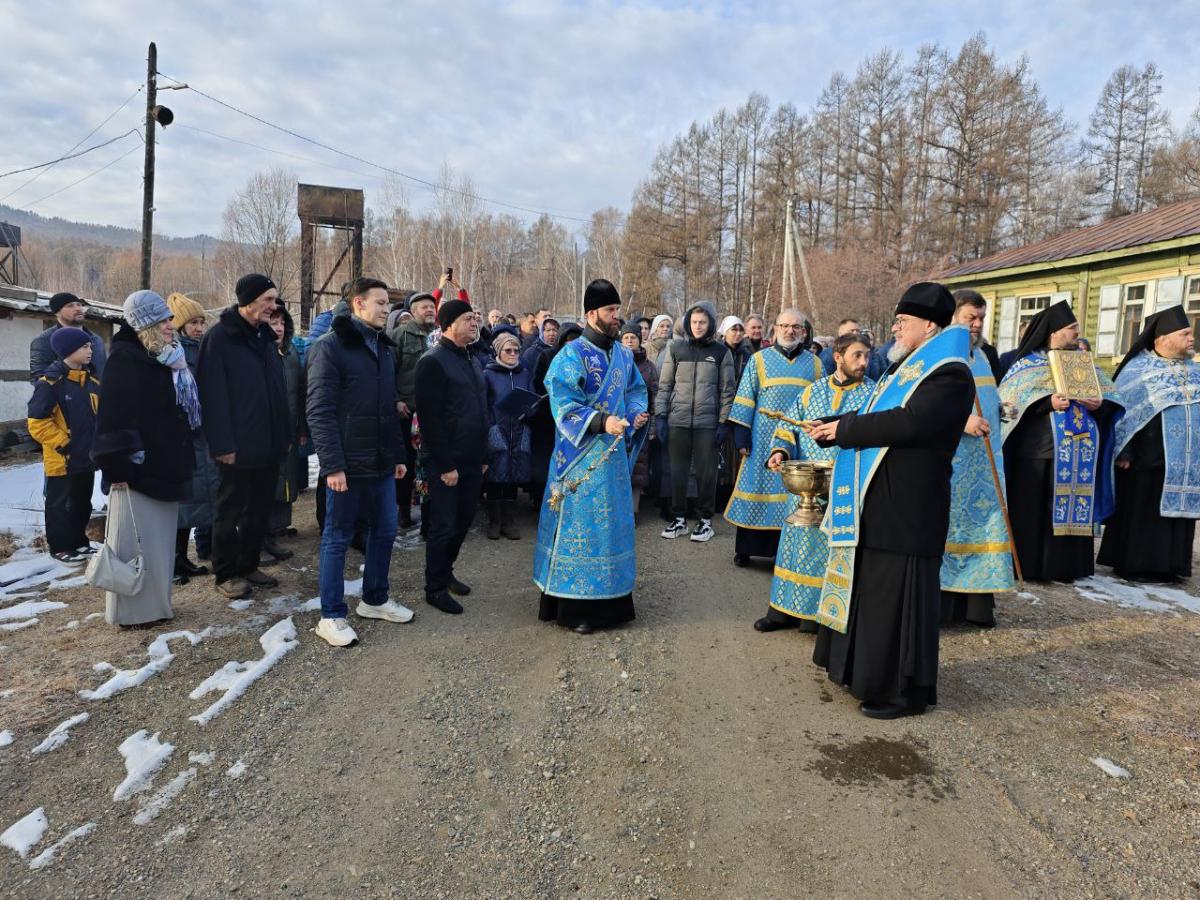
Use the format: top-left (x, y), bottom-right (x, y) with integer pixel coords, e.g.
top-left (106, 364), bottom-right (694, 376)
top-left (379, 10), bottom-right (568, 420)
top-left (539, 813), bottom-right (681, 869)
top-left (85, 489), bottom-right (145, 595)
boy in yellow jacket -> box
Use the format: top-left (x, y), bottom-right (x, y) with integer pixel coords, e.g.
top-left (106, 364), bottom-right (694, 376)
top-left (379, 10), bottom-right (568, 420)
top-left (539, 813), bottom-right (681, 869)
top-left (27, 327), bottom-right (101, 563)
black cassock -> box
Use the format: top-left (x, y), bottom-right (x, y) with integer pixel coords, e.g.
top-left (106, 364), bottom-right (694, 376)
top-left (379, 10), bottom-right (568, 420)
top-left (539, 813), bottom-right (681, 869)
top-left (813, 363), bottom-right (975, 708)
top-left (1097, 413), bottom-right (1195, 582)
top-left (1004, 398), bottom-right (1117, 582)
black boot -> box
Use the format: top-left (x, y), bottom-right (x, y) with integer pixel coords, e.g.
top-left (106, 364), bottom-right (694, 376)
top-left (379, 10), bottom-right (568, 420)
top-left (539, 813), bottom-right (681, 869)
top-left (174, 529), bottom-right (209, 577)
top-left (263, 537), bottom-right (293, 561)
top-left (486, 500), bottom-right (502, 540)
top-left (500, 500), bottom-right (520, 540)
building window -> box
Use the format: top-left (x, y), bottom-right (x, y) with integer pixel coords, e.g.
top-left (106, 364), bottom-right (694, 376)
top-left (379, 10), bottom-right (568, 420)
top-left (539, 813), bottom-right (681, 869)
top-left (1119, 284), bottom-right (1147, 354)
top-left (1187, 276), bottom-right (1200, 334)
top-left (1018, 295), bottom-right (1050, 330)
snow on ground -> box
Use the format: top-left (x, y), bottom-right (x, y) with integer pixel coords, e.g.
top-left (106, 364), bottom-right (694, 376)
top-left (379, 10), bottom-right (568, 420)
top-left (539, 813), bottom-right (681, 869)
top-left (1, 807), bottom-right (48, 858)
top-left (30, 712), bottom-right (89, 755)
top-left (0, 463), bottom-right (103, 539)
top-left (133, 767), bottom-right (197, 826)
top-left (189, 618), bottom-right (298, 726)
top-left (0, 618), bottom-right (39, 631)
top-left (293, 579), bottom-right (361, 615)
top-left (188, 751), bottom-right (214, 766)
top-left (155, 824), bottom-right (189, 847)
top-left (226, 760), bottom-right (247, 779)
top-left (0, 600), bottom-right (67, 623)
top-left (271, 594), bottom-right (319, 615)
top-left (0, 730), bottom-right (13, 747)
top-left (1075, 575), bottom-right (1200, 615)
top-left (113, 730), bottom-right (174, 801)
top-left (0, 555), bottom-right (79, 601)
top-left (227, 599), bottom-right (253, 611)
top-left (80, 628), bottom-right (212, 701)
top-left (27, 823), bottom-right (95, 870)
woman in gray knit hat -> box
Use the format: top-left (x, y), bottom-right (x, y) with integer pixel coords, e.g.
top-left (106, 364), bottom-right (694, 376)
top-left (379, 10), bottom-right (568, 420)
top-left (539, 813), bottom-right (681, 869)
top-left (91, 290), bottom-right (199, 626)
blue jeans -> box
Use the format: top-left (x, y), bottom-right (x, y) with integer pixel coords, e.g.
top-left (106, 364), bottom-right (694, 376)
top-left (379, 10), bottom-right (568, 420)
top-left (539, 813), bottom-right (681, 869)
top-left (319, 475), bottom-right (398, 619)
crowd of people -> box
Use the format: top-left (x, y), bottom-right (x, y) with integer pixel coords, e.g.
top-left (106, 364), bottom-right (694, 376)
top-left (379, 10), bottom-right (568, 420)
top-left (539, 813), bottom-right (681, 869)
top-left (25, 269), bottom-right (1198, 717)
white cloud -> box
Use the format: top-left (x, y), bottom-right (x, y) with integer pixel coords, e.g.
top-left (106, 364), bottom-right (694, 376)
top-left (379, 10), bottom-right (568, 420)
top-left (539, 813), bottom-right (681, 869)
top-left (1, 0), bottom-right (1198, 235)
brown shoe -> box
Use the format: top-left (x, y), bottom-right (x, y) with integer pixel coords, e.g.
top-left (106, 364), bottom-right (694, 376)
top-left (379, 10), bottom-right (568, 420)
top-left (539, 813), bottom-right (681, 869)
top-left (217, 578), bottom-right (252, 599)
top-left (244, 569), bottom-right (280, 588)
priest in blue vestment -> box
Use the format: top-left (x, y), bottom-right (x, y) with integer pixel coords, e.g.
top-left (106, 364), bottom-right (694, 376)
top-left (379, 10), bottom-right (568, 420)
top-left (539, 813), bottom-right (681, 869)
top-left (1098, 305), bottom-right (1200, 583)
top-left (534, 279), bottom-right (649, 634)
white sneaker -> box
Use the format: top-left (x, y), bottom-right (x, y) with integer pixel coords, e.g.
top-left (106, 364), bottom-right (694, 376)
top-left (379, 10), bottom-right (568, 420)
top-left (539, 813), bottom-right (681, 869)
top-left (315, 617), bottom-right (358, 647)
top-left (355, 599), bottom-right (415, 623)
top-left (661, 518), bottom-right (688, 539)
top-left (690, 519), bottom-right (715, 542)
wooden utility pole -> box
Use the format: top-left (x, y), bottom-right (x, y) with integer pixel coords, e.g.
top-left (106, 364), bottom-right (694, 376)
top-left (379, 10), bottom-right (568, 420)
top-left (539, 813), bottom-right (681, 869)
top-left (140, 42), bottom-right (157, 290)
top-left (781, 196), bottom-right (816, 323)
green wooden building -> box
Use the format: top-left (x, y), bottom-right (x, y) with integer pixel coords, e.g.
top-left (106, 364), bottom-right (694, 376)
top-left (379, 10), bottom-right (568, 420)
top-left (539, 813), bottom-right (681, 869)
top-left (937, 197), bottom-right (1200, 366)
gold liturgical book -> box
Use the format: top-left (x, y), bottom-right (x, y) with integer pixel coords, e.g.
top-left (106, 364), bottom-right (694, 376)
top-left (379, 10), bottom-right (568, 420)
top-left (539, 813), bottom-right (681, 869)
top-left (1047, 349), bottom-right (1102, 401)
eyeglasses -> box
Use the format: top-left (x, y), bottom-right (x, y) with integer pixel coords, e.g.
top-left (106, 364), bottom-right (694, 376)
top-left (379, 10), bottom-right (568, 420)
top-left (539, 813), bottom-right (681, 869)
top-left (776, 324), bottom-right (804, 331)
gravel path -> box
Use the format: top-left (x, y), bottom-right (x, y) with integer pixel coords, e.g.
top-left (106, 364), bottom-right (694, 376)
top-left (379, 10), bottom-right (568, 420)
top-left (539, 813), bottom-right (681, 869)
top-left (2, 499), bottom-right (1199, 898)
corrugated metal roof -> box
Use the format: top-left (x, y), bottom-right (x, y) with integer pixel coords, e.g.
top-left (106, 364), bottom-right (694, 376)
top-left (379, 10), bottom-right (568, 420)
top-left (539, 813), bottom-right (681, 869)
top-left (0, 284), bottom-right (125, 321)
top-left (937, 196), bottom-right (1200, 279)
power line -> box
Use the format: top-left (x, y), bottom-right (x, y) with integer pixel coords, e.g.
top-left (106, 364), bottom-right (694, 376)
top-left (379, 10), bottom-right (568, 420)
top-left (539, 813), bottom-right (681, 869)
top-left (174, 123), bottom-right (386, 183)
top-left (0, 128), bottom-right (142, 181)
top-left (157, 71), bottom-right (595, 223)
top-left (0, 87), bottom-right (143, 203)
top-left (21, 144), bottom-right (141, 210)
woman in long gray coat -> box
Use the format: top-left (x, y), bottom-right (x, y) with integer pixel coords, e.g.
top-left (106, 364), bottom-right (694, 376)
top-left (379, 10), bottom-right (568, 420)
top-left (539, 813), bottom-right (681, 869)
top-left (167, 293), bottom-right (219, 579)
top-left (92, 291), bottom-right (197, 626)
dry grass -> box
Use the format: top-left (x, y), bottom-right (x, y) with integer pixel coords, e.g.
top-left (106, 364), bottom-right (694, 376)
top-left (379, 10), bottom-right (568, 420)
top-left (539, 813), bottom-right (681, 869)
top-left (0, 531), bottom-right (16, 563)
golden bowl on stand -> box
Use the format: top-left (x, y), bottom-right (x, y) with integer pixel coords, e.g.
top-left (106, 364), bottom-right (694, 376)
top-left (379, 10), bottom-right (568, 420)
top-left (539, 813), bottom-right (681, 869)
top-left (779, 459), bottom-right (834, 526)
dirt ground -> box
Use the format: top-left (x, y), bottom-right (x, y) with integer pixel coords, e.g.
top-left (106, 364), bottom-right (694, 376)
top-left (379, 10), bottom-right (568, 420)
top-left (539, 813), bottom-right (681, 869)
top-left (2, 492), bottom-right (1199, 899)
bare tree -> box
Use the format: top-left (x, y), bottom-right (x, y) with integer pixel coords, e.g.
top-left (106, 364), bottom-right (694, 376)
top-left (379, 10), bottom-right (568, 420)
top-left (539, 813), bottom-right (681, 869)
top-left (217, 167), bottom-right (299, 298)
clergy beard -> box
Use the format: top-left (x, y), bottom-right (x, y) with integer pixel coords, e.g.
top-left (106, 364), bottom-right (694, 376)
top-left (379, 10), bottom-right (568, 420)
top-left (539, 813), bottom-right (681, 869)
top-left (887, 341), bottom-right (913, 365)
top-left (775, 336), bottom-right (801, 351)
top-left (969, 331), bottom-right (982, 349)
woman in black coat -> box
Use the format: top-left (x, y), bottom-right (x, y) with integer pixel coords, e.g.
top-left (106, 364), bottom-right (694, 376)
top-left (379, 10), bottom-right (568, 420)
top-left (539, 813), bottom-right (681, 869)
top-left (528, 323), bottom-right (583, 505)
top-left (92, 291), bottom-right (196, 626)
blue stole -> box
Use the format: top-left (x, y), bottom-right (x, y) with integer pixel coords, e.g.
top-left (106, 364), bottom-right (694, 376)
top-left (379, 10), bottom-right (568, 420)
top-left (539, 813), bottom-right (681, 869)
top-left (818, 327), bottom-right (970, 633)
top-left (1113, 350), bottom-right (1200, 518)
top-left (550, 338), bottom-right (648, 487)
top-left (1001, 352), bottom-right (1121, 534)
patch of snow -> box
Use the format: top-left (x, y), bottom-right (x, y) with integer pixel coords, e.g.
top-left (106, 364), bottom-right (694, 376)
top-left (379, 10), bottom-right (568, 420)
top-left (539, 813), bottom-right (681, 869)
top-left (1076, 576), bottom-right (1200, 615)
top-left (0, 463), bottom-right (103, 540)
top-left (0, 618), bottom-right (38, 631)
top-left (84, 612), bottom-right (103, 621)
top-left (155, 823), bottom-right (188, 847)
top-left (226, 759), bottom-right (247, 779)
top-left (1091, 756), bottom-right (1131, 779)
top-left (0, 688), bottom-right (14, 697)
top-left (294, 581), bottom-right (357, 614)
top-left (0, 600), bottom-right (67, 623)
top-left (28, 823), bottom-right (95, 870)
top-left (0, 730), bottom-right (13, 747)
top-left (30, 712), bottom-right (89, 755)
top-left (113, 730), bottom-right (174, 801)
top-left (59, 619), bottom-right (80, 630)
top-left (80, 629), bottom-right (212, 700)
top-left (46, 574), bottom-right (88, 591)
top-left (134, 767), bottom-right (197, 825)
top-left (189, 618), bottom-right (298, 726)
top-left (227, 599), bottom-right (253, 611)
top-left (0, 556), bottom-right (59, 589)
top-left (1, 807), bottom-right (47, 858)
top-left (188, 751), bottom-right (214, 766)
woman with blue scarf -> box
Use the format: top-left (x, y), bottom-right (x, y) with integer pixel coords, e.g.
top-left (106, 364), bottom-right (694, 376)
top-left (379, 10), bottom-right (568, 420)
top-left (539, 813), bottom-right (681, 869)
top-left (92, 290), bottom-right (198, 626)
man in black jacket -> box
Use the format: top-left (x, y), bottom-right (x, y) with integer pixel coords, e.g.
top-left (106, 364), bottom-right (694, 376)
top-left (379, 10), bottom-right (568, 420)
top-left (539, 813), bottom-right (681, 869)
top-left (388, 290), bottom-right (437, 530)
top-left (307, 277), bottom-right (411, 647)
top-left (415, 299), bottom-right (489, 614)
top-left (29, 292), bottom-right (107, 383)
top-left (196, 273), bottom-right (290, 600)
top-left (804, 283), bottom-right (974, 719)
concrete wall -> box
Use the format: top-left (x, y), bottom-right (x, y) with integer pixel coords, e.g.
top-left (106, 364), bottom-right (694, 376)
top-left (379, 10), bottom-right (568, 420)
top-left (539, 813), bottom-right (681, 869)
top-left (0, 316), bottom-right (43, 423)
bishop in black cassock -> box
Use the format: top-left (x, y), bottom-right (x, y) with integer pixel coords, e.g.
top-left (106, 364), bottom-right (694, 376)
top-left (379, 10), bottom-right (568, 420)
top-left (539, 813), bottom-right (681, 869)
top-left (805, 283), bottom-right (974, 719)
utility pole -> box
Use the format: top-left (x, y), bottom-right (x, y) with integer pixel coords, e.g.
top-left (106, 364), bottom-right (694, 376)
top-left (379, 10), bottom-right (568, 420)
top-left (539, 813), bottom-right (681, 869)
top-left (139, 43), bottom-right (182, 290)
top-left (140, 42), bottom-right (157, 290)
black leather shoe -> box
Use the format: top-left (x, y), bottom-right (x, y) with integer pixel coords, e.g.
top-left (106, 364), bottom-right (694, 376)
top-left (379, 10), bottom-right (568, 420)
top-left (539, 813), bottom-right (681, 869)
top-left (860, 701), bottom-right (927, 720)
top-left (263, 539), bottom-right (293, 561)
top-left (448, 576), bottom-right (472, 596)
top-left (426, 591), bottom-right (463, 615)
top-left (754, 616), bottom-right (798, 632)
top-left (175, 556), bottom-right (210, 578)
top-left (734, 554), bottom-right (750, 567)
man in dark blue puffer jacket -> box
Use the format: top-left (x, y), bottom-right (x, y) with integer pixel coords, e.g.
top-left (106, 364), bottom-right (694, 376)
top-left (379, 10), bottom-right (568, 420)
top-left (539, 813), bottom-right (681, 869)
top-left (306, 277), bottom-right (412, 647)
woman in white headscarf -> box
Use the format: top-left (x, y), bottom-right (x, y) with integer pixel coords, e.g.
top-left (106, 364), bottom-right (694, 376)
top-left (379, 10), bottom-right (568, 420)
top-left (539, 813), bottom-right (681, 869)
top-left (647, 314), bottom-right (673, 366)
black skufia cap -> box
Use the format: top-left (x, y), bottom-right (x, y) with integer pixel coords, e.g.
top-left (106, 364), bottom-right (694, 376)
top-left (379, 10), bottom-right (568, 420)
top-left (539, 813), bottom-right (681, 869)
top-left (895, 282), bottom-right (955, 328)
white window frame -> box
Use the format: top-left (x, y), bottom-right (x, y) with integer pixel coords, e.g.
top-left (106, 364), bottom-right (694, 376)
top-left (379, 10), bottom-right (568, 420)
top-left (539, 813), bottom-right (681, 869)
top-left (1018, 294), bottom-right (1051, 331)
top-left (1118, 283), bottom-right (1147, 355)
top-left (1186, 276), bottom-right (1200, 333)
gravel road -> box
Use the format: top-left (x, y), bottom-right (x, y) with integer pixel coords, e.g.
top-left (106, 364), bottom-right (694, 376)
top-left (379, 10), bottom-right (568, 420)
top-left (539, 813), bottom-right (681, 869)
top-left (2, 497), bottom-right (1199, 898)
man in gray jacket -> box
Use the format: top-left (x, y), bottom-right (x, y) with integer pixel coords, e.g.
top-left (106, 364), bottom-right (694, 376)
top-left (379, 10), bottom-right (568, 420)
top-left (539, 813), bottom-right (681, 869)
top-left (655, 301), bottom-right (735, 543)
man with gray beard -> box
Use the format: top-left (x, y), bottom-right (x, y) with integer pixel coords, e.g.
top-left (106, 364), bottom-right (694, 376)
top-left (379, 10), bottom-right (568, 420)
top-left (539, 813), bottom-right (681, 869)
top-left (804, 283), bottom-right (974, 718)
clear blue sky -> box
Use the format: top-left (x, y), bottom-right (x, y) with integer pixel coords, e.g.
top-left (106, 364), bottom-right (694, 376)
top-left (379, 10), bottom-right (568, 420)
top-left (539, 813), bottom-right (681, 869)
top-left (3, 0), bottom-right (1198, 236)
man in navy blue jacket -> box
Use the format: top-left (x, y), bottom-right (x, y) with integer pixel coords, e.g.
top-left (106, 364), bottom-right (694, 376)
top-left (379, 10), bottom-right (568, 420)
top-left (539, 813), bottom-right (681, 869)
top-left (307, 277), bottom-right (412, 647)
